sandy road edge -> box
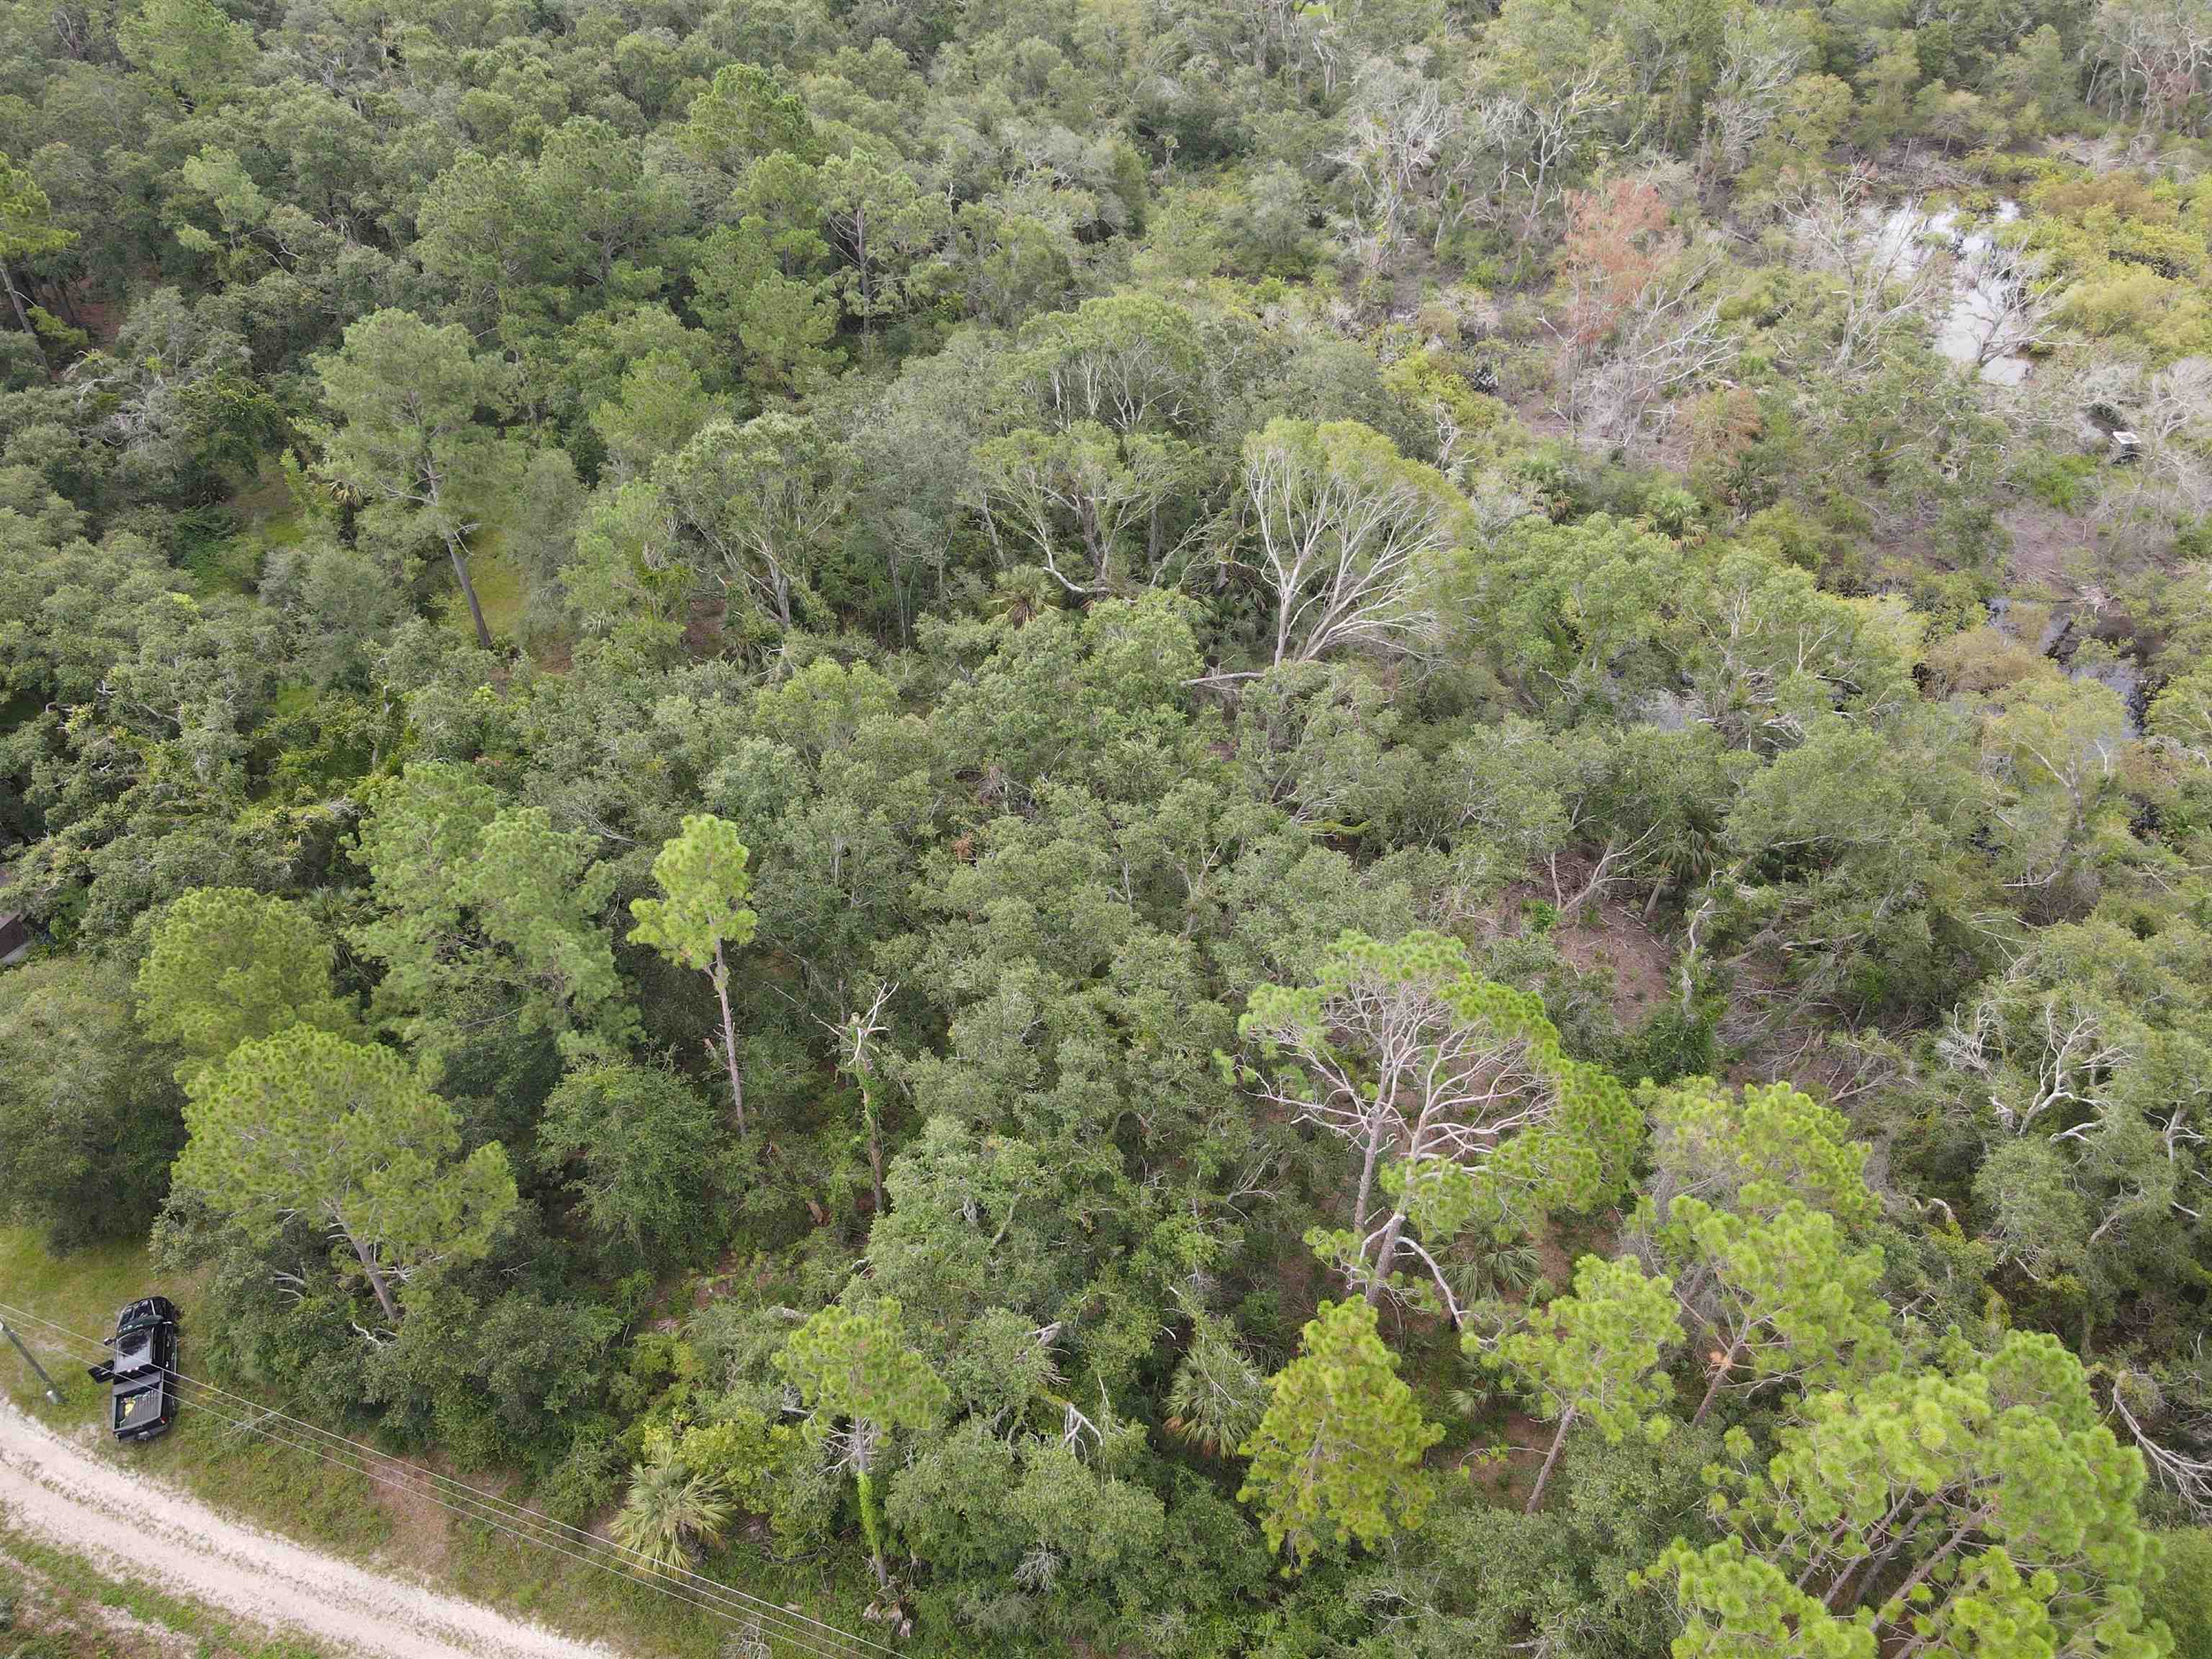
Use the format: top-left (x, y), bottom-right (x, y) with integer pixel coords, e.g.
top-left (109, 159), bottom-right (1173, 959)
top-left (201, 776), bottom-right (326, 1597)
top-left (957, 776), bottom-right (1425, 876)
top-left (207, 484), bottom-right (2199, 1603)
top-left (0, 1401), bottom-right (626, 1659)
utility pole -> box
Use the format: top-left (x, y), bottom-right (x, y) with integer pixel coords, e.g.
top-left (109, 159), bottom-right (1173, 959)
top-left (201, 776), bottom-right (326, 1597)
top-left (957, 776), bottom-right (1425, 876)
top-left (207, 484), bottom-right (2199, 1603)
top-left (0, 1320), bottom-right (63, 1406)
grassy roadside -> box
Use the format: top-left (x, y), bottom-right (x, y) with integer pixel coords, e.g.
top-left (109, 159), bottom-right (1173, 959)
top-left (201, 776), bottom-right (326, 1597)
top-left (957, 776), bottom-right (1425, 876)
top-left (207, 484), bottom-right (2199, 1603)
top-left (0, 1523), bottom-right (331, 1659)
top-left (0, 1228), bottom-right (873, 1659)
top-left (0, 1228), bottom-right (392, 1559)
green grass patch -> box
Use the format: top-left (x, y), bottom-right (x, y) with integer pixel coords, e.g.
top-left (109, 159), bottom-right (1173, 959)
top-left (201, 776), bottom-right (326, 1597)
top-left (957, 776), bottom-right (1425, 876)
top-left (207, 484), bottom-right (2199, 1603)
top-left (0, 1228), bottom-right (153, 1379)
top-left (0, 1527), bottom-right (333, 1659)
top-left (2013, 448), bottom-right (2103, 513)
top-left (172, 505), bottom-right (259, 596)
top-left (171, 467), bottom-right (310, 598)
top-left (0, 1227), bottom-right (390, 1557)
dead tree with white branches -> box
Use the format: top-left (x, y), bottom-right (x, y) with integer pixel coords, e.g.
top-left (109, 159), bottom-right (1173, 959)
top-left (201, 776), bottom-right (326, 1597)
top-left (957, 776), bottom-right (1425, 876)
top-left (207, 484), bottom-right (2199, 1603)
top-left (1238, 932), bottom-right (1594, 1325)
top-left (1787, 170), bottom-right (1951, 375)
top-left (1219, 417), bottom-right (1466, 677)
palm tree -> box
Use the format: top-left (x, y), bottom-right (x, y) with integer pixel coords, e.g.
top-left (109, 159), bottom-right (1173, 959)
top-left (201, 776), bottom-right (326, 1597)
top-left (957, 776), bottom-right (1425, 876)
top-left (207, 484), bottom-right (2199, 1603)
top-left (1162, 1320), bottom-right (1265, 1459)
top-left (612, 1453), bottom-right (733, 1576)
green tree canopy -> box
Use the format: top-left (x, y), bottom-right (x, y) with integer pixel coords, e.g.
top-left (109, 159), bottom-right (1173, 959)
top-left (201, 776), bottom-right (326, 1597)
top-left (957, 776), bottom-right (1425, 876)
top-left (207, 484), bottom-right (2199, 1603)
top-left (1644, 1076), bottom-right (1877, 1233)
top-left (1666, 1195), bottom-right (1895, 1425)
top-left (0, 156), bottom-right (75, 336)
top-left (776, 1297), bottom-right (950, 1586)
top-left (174, 1026), bottom-right (517, 1326)
top-left (313, 309), bottom-right (515, 650)
top-left (1238, 1297), bottom-right (1443, 1570)
top-left (0, 958), bottom-right (184, 1249)
top-left (629, 812), bottom-right (757, 1130)
top-left (535, 1061), bottom-right (719, 1272)
top-left (1652, 1331), bottom-right (2168, 1658)
top-left (1483, 1252), bottom-right (1681, 1513)
top-left (353, 762), bottom-right (637, 1071)
top-left (136, 886), bottom-right (354, 1085)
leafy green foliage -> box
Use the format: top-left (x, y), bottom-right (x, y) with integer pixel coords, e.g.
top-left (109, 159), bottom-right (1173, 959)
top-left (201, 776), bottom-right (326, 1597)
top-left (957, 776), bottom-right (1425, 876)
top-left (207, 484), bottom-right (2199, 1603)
top-left (1484, 1253), bottom-right (1679, 1511)
top-left (1, 0), bottom-right (2207, 1647)
top-left (1238, 1298), bottom-right (1443, 1570)
top-left (352, 763), bottom-right (637, 1071)
top-left (535, 1062), bottom-right (719, 1272)
top-left (0, 958), bottom-right (184, 1247)
top-left (136, 887), bottom-right (353, 1084)
top-left (174, 1026), bottom-right (516, 1326)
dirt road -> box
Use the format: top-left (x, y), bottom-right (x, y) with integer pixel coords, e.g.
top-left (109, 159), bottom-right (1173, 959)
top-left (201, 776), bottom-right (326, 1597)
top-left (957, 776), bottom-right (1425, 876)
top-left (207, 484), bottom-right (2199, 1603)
top-left (0, 1401), bottom-right (624, 1659)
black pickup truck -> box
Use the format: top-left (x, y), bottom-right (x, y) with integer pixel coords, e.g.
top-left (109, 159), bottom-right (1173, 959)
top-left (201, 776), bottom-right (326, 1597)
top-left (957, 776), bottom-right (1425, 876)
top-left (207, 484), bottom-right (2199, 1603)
top-left (86, 1296), bottom-right (179, 1442)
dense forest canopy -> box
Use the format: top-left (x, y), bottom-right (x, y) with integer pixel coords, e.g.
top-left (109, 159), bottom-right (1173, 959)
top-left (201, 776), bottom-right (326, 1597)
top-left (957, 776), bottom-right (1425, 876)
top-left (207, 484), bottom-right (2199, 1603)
top-left (6, 0), bottom-right (2212, 1649)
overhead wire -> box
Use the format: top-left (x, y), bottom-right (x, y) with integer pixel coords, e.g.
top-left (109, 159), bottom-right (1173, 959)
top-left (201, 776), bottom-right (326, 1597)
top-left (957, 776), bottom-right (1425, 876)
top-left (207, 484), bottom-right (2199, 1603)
top-left (0, 1301), bottom-right (874, 1659)
top-left (0, 1297), bottom-right (898, 1659)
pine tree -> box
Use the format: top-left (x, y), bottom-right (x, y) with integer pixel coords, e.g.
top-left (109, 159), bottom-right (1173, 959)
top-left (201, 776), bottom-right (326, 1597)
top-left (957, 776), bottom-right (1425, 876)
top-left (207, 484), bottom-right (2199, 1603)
top-left (137, 887), bottom-right (353, 1085)
top-left (1650, 1331), bottom-right (2168, 1658)
top-left (312, 309), bottom-right (513, 650)
top-left (629, 814), bottom-right (759, 1131)
top-left (175, 1028), bottom-right (516, 1327)
top-left (776, 1298), bottom-right (949, 1588)
top-left (1238, 1298), bottom-right (1443, 1571)
top-left (1667, 1195), bottom-right (1894, 1425)
top-left (1483, 1252), bottom-right (1681, 1513)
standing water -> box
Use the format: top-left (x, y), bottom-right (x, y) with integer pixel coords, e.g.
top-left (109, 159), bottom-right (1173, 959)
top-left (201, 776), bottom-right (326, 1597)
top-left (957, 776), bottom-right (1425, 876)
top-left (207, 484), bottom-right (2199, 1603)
top-left (1870, 200), bottom-right (2035, 385)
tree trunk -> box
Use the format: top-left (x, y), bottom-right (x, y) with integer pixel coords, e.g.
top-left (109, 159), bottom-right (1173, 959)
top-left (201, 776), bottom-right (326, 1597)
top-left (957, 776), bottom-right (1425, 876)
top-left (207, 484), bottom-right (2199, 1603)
top-left (852, 205), bottom-right (871, 335)
top-left (858, 1068), bottom-right (886, 1216)
top-left (711, 949), bottom-right (746, 1134)
top-left (1525, 1408), bottom-right (1575, 1514)
top-left (0, 256), bottom-right (31, 336)
top-left (1692, 1339), bottom-right (1743, 1426)
top-left (855, 1465), bottom-right (889, 1589)
top-left (445, 533), bottom-right (494, 652)
top-left (1364, 1206), bottom-right (1408, 1306)
top-left (346, 1230), bottom-right (403, 1327)
top-left (1350, 1110), bottom-right (1388, 1236)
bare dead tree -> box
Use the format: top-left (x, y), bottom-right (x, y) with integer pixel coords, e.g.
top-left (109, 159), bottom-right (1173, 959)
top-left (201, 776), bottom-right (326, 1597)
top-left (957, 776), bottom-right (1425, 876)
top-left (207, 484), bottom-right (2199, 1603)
top-left (1241, 945), bottom-right (1567, 1324)
top-left (1957, 242), bottom-right (2067, 368)
top-left (1698, 10), bottom-right (1811, 187)
top-left (969, 426), bottom-right (1197, 595)
top-left (1938, 977), bottom-right (2133, 1136)
top-left (1334, 58), bottom-right (1455, 268)
top-left (2090, 0), bottom-right (2212, 133)
top-left (1786, 169), bottom-right (1950, 374)
top-left (1437, 64), bottom-right (1619, 260)
top-left (1224, 422), bottom-right (1462, 674)
top-left (1559, 256), bottom-right (1735, 453)
top-left (840, 980), bottom-right (897, 1218)
top-left (2110, 1364), bottom-right (2212, 1518)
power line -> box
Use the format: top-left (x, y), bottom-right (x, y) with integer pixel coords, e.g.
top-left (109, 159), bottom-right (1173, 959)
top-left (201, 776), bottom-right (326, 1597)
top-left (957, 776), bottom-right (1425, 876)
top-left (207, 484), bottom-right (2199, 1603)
top-left (0, 1295), bottom-right (899, 1651)
top-left (0, 1298), bottom-right (899, 1659)
top-left (0, 1305), bottom-right (873, 1659)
